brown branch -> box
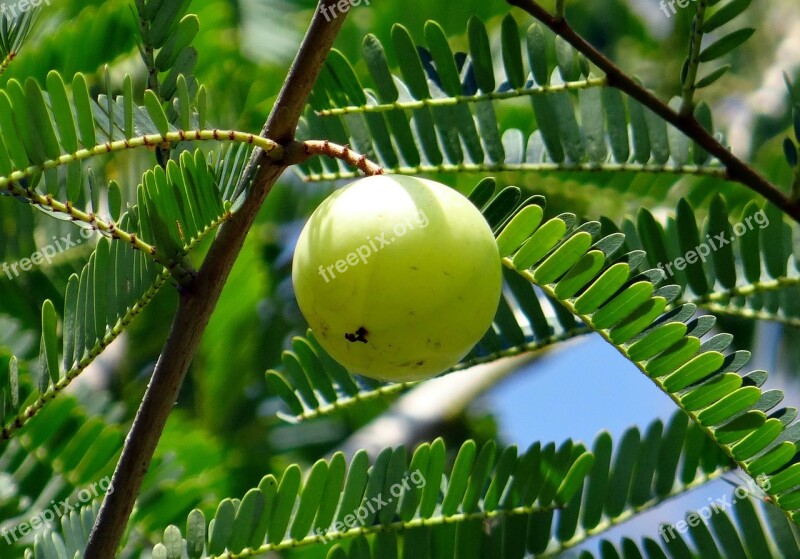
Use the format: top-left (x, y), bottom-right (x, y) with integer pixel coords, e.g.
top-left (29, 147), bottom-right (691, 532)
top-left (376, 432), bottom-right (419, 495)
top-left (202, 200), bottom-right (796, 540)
top-left (507, 0), bottom-right (800, 223)
top-left (83, 1), bottom-right (351, 556)
top-left (302, 140), bottom-right (385, 176)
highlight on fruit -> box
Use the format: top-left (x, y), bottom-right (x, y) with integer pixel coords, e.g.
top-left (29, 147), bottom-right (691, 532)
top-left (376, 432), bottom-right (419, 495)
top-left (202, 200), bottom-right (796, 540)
top-left (292, 174), bottom-right (502, 382)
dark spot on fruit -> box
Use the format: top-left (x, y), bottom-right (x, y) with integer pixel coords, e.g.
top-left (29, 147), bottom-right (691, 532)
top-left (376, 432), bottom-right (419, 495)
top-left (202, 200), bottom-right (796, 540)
top-left (345, 326), bottom-right (369, 343)
top-left (416, 360), bottom-right (424, 366)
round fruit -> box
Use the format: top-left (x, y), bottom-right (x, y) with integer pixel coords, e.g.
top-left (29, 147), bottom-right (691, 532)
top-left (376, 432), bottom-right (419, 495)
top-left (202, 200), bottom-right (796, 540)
top-left (292, 174), bottom-right (502, 382)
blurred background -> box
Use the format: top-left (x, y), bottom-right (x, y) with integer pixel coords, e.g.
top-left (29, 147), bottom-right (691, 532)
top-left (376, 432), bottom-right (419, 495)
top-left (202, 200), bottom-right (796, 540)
top-left (0, 0), bottom-right (799, 554)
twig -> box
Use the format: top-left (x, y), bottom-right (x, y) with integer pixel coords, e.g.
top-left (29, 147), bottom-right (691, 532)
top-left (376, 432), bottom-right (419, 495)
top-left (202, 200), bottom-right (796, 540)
top-left (84, 1), bottom-right (351, 556)
top-left (302, 140), bottom-right (385, 176)
top-left (315, 76), bottom-right (608, 115)
top-left (793, 165), bottom-right (800, 202)
top-left (506, 0), bottom-right (800, 223)
top-left (680, 0), bottom-right (707, 115)
top-left (0, 51), bottom-right (16, 75)
top-left (555, 0), bottom-right (566, 21)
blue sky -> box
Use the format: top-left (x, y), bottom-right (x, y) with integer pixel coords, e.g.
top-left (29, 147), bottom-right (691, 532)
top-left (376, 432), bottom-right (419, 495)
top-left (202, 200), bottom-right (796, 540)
top-left (483, 328), bottom-right (793, 553)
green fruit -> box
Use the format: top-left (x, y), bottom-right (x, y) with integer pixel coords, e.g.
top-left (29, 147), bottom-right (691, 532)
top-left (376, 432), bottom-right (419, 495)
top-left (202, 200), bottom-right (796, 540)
top-left (292, 175), bottom-right (502, 382)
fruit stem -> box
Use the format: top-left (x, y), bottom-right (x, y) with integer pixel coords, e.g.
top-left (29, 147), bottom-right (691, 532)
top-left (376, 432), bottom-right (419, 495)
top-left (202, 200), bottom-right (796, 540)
top-left (302, 140), bottom-right (385, 176)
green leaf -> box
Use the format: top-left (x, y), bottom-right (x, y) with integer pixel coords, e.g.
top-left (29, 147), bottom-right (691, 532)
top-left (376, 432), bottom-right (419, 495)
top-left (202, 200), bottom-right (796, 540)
top-left (681, 372), bottom-right (742, 411)
top-left (207, 499), bottom-right (236, 556)
top-left (41, 300), bottom-right (59, 385)
top-left (706, 195), bottom-right (738, 289)
top-left (108, 181), bottom-right (122, 222)
top-left (363, 35), bottom-right (398, 103)
top-left (0, 90), bottom-right (29, 169)
top-left (556, 452), bottom-right (594, 505)
top-left (533, 231), bottom-right (593, 285)
top-left (25, 77), bottom-right (61, 162)
top-left (424, 21), bottom-right (462, 97)
top-left (554, 250), bottom-right (606, 300)
top-left (154, 14), bottom-right (199, 71)
top-left (644, 335), bottom-right (700, 378)
top-left (697, 386), bottom-right (761, 425)
top-left (512, 218), bottom-right (568, 270)
top-left (627, 321), bottom-right (688, 362)
top-left (72, 73), bottom-right (97, 149)
top-left (592, 282), bottom-right (654, 330)
top-left (146, 0), bottom-right (190, 49)
top-left (694, 101), bottom-right (714, 165)
top-left (703, 0), bottom-right (752, 33)
top-left (580, 87), bottom-right (607, 162)
top-left (290, 459), bottom-right (328, 539)
top-left (467, 17), bottom-right (495, 93)
top-left (391, 24), bottom-right (432, 100)
top-left (552, 91), bottom-right (585, 162)
top-left (162, 525), bottom-right (183, 559)
top-left (442, 440), bottom-right (477, 516)
top-left (574, 263), bottom-right (631, 315)
top-left (695, 65), bottom-right (731, 89)
top-left (699, 28), bottom-right (755, 62)
top-left (6, 79), bottom-right (42, 164)
top-left (643, 105), bottom-right (669, 165)
top-left (747, 441), bottom-right (796, 475)
top-left (185, 509), bottom-right (206, 559)
top-left (526, 23), bottom-right (549, 85)
top-left (676, 199), bottom-right (709, 296)
top-left (730, 418), bottom-right (783, 461)
top-left (555, 36), bottom-right (579, 82)
top-left (609, 297), bottom-right (668, 345)
top-left (501, 14), bottom-right (524, 89)
top-left (766, 463), bottom-right (800, 493)
top-left (497, 204), bottom-right (545, 258)
top-left (784, 138), bottom-right (798, 168)
top-left (143, 89), bottom-right (170, 135)
top-left (761, 203), bottom-right (787, 278)
top-left (229, 489), bottom-right (265, 553)
top-left (628, 97), bottom-right (651, 164)
top-left (268, 465), bottom-right (302, 545)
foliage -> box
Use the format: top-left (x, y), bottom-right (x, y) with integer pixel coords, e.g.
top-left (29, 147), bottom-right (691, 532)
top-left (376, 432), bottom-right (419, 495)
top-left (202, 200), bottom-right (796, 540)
top-left (1, 0), bottom-right (800, 558)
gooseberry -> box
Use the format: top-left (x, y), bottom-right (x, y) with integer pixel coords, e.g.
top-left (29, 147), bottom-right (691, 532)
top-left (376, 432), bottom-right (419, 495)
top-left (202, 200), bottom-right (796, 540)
top-left (292, 174), bottom-right (502, 382)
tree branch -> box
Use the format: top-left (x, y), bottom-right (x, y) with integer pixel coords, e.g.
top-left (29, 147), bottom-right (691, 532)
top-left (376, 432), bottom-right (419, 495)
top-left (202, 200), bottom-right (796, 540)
top-left (507, 0), bottom-right (800, 223)
top-left (84, 1), bottom-right (350, 556)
